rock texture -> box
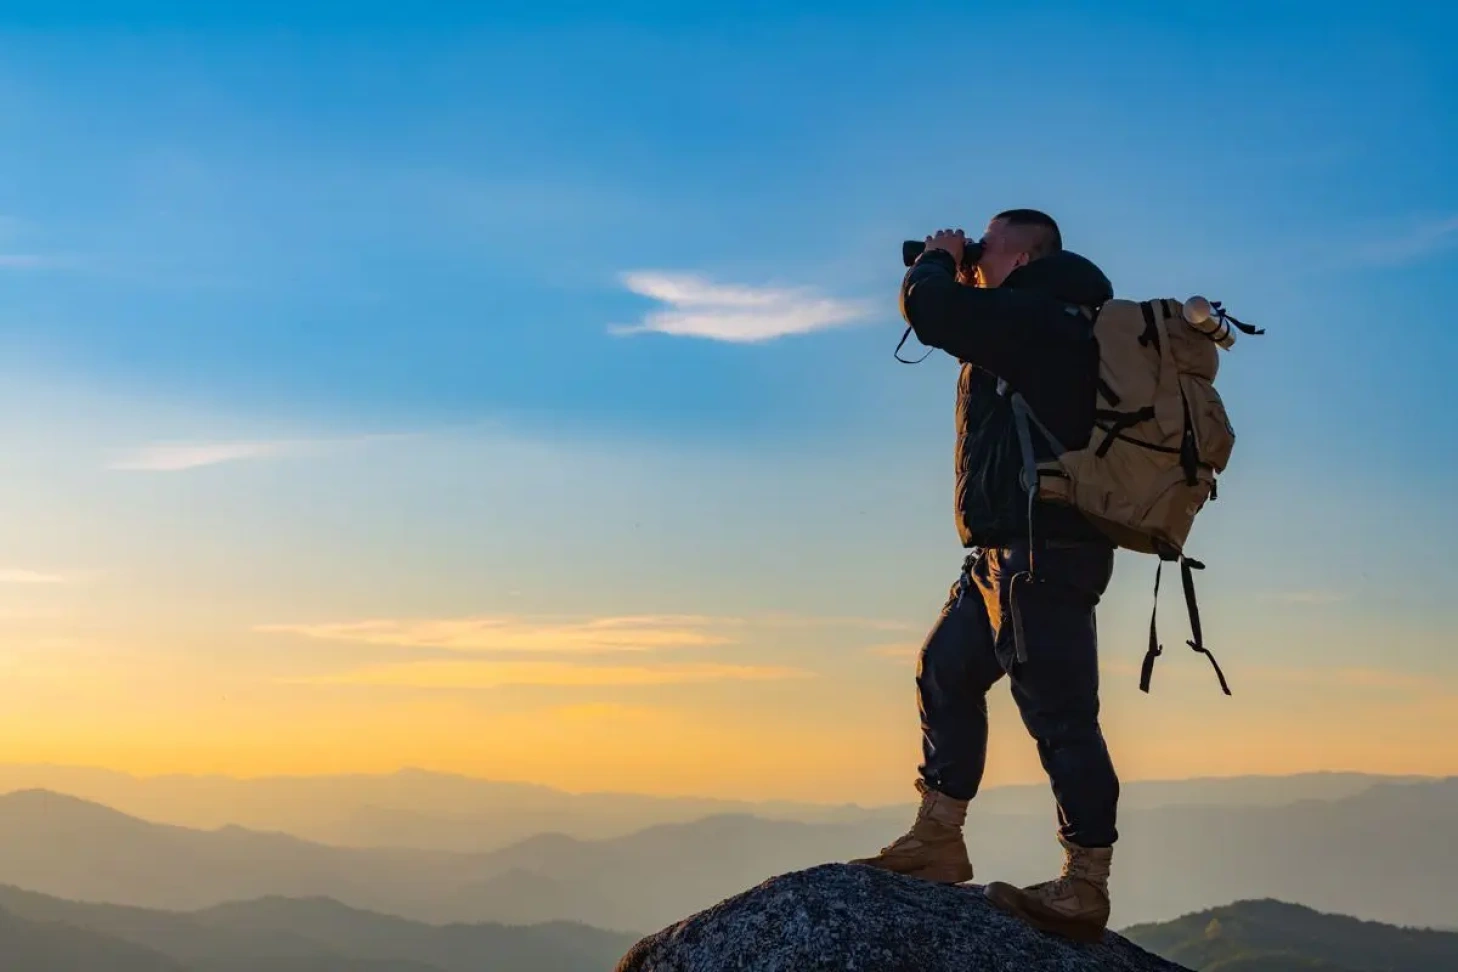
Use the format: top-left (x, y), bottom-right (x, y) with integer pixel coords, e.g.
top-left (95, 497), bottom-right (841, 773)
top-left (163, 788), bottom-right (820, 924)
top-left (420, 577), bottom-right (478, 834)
top-left (614, 863), bottom-right (1191, 972)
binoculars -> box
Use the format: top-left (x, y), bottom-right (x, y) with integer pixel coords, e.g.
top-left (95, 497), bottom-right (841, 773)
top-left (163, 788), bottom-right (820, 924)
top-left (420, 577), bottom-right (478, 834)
top-left (902, 237), bottom-right (985, 272)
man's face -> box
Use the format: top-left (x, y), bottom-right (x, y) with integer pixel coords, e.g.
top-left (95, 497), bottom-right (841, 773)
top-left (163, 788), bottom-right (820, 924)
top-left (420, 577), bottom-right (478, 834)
top-left (969, 216), bottom-right (1032, 288)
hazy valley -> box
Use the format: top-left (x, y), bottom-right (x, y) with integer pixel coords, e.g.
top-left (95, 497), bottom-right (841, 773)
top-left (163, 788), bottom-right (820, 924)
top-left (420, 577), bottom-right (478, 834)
top-left (0, 770), bottom-right (1452, 936)
top-left (0, 763), bottom-right (1413, 851)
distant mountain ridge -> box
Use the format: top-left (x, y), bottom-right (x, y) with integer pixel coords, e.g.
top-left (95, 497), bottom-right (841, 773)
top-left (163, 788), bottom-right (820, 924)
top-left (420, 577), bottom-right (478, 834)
top-left (0, 883), bottom-right (633, 972)
top-left (1122, 898), bottom-right (1458, 971)
top-left (0, 763), bottom-right (1428, 851)
top-left (0, 779), bottom-right (1454, 932)
top-left (0, 906), bottom-right (184, 972)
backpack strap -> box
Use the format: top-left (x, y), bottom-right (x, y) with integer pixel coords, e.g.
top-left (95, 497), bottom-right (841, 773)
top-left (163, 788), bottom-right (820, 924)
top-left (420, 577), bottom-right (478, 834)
top-left (1139, 559), bottom-right (1166, 692)
top-left (1180, 556), bottom-right (1233, 695)
top-left (1007, 392), bottom-right (1068, 666)
top-left (1140, 554), bottom-right (1233, 695)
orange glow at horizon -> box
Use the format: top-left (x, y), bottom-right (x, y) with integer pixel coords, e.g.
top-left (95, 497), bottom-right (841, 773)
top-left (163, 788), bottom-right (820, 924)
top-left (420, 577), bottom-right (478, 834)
top-left (2, 649), bottom-right (1454, 805)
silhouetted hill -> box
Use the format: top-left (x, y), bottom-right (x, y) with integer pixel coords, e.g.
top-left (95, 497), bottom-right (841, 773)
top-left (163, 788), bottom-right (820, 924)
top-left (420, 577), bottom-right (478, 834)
top-left (0, 764), bottom-right (901, 850)
top-left (0, 884), bottom-right (634, 972)
top-left (460, 812), bottom-right (898, 929)
top-left (1121, 898), bottom-right (1458, 971)
top-left (193, 895), bottom-right (627, 972)
top-left (0, 789), bottom-right (453, 915)
top-left (0, 789), bottom-right (892, 929)
top-left (0, 780), bottom-right (1453, 933)
top-left (460, 779), bottom-right (1458, 933)
top-left (0, 764), bottom-right (1420, 851)
top-left (0, 906), bottom-right (185, 971)
top-left (1103, 779), bottom-right (1457, 929)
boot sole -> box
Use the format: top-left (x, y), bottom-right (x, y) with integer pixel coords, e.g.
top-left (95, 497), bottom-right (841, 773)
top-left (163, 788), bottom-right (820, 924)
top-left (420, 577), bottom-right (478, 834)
top-left (848, 860), bottom-right (973, 885)
top-left (983, 882), bottom-right (1106, 945)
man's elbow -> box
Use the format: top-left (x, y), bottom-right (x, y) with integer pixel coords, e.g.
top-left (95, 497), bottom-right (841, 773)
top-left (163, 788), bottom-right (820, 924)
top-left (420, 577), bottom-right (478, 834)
top-left (901, 284), bottom-right (962, 351)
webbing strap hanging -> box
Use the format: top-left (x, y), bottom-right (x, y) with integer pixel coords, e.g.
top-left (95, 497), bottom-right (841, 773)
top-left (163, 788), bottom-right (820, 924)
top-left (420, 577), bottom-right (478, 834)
top-left (1210, 301), bottom-right (1265, 336)
top-left (1181, 557), bottom-right (1232, 695)
top-left (1140, 556), bottom-right (1233, 695)
top-left (1139, 561), bottom-right (1164, 693)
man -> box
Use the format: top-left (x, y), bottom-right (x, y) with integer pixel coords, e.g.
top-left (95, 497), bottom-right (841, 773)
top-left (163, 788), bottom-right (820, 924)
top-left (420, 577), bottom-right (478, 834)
top-left (849, 209), bottom-right (1120, 944)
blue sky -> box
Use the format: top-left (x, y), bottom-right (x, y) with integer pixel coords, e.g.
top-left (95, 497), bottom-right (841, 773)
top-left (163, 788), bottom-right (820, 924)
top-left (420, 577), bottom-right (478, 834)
top-left (0, 3), bottom-right (1455, 799)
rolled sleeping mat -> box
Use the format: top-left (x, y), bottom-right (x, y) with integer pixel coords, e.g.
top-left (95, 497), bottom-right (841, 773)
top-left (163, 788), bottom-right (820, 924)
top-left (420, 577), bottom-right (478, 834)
top-left (1181, 295), bottom-right (1237, 349)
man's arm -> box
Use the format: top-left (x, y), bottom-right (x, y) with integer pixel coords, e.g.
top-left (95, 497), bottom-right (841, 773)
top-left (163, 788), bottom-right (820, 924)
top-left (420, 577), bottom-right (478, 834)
top-left (898, 249), bottom-right (1050, 385)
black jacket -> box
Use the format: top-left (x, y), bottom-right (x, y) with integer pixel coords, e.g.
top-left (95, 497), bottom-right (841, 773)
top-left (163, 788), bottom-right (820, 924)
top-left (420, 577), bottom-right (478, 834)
top-left (899, 247), bottom-right (1115, 548)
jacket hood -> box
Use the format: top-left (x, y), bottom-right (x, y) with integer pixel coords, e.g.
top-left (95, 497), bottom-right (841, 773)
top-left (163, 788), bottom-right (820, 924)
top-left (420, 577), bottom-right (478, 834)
top-left (1000, 249), bottom-right (1113, 307)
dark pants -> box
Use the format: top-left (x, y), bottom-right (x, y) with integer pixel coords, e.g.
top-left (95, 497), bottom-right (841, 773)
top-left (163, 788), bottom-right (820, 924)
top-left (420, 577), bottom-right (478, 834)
top-left (916, 540), bottom-right (1120, 848)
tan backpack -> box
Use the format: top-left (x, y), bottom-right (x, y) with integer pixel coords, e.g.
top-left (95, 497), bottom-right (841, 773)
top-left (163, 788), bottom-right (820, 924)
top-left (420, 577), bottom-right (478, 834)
top-left (1009, 296), bottom-right (1264, 695)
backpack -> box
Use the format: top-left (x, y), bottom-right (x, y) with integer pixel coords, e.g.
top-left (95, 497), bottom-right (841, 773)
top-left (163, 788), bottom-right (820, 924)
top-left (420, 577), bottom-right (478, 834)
top-left (1008, 296), bottom-right (1264, 695)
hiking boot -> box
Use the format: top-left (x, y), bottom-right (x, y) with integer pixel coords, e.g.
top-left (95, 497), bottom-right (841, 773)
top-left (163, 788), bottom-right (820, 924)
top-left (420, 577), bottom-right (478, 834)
top-left (983, 835), bottom-right (1112, 944)
top-left (848, 780), bottom-right (973, 884)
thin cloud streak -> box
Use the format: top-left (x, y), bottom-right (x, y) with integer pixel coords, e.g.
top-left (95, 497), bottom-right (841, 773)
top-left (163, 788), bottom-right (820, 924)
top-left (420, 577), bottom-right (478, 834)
top-left (0, 254), bottom-right (52, 269)
top-left (0, 569), bottom-right (69, 585)
top-left (109, 441), bottom-right (304, 471)
top-left (257, 611), bottom-right (918, 655)
top-left (1354, 214), bottom-right (1458, 265)
top-left (258, 614), bottom-right (737, 654)
top-left (283, 659), bottom-right (813, 689)
top-left (611, 271), bottom-right (870, 342)
top-left (107, 432), bottom-right (415, 472)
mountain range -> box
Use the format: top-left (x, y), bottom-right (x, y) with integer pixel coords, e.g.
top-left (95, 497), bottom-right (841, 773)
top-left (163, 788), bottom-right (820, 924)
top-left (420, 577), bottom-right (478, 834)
top-left (0, 883), bottom-right (632, 972)
top-left (0, 776), bottom-right (1454, 933)
top-left (1, 875), bottom-right (1452, 972)
top-left (1122, 898), bottom-right (1458, 971)
top-left (0, 763), bottom-right (1419, 852)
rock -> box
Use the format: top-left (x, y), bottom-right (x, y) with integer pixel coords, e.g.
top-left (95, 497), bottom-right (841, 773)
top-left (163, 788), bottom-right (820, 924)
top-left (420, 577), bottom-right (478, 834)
top-left (614, 863), bottom-right (1190, 972)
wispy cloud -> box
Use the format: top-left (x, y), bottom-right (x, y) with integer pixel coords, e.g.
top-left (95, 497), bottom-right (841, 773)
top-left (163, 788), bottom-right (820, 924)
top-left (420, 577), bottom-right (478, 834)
top-left (108, 440), bottom-right (305, 471)
top-left (258, 611), bottom-right (915, 655)
top-left (283, 659), bottom-right (812, 689)
top-left (0, 254), bottom-right (52, 269)
top-left (610, 271), bottom-right (870, 342)
top-left (0, 250), bottom-right (83, 271)
top-left (258, 614), bottom-right (738, 654)
top-left (0, 569), bottom-right (69, 585)
top-left (107, 432), bottom-right (409, 472)
top-left (1354, 214), bottom-right (1458, 265)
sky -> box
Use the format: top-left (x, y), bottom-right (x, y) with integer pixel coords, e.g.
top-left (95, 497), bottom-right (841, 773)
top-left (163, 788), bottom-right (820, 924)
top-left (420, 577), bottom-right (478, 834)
top-left (0, 2), bottom-right (1455, 805)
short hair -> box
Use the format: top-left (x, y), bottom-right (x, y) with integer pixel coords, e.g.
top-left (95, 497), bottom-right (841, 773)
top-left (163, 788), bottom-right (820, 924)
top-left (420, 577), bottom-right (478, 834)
top-left (995, 208), bottom-right (1062, 259)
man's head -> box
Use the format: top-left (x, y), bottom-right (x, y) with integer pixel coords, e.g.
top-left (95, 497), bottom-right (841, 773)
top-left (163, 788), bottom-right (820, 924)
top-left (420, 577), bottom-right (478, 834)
top-left (967, 209), bottom-right (1062, 288)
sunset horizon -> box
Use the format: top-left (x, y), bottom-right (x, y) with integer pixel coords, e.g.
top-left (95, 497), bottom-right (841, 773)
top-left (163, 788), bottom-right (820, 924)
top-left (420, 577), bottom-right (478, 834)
top-left (0, 7), bottom-right (1455, 969)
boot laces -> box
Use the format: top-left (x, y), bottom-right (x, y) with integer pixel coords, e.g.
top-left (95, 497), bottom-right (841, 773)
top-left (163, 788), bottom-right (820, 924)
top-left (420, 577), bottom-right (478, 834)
top-left (1062, 852), bottom-right (1103, 884)
top-left (876, 788), bottom-right (949, 854)
top-left (1021, 846), bottom-right (1107, 897)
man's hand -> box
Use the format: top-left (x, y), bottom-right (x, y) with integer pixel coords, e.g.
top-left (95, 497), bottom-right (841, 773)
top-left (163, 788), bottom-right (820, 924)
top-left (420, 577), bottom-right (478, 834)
top-left (924, 228), bottom-right (966, 267)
